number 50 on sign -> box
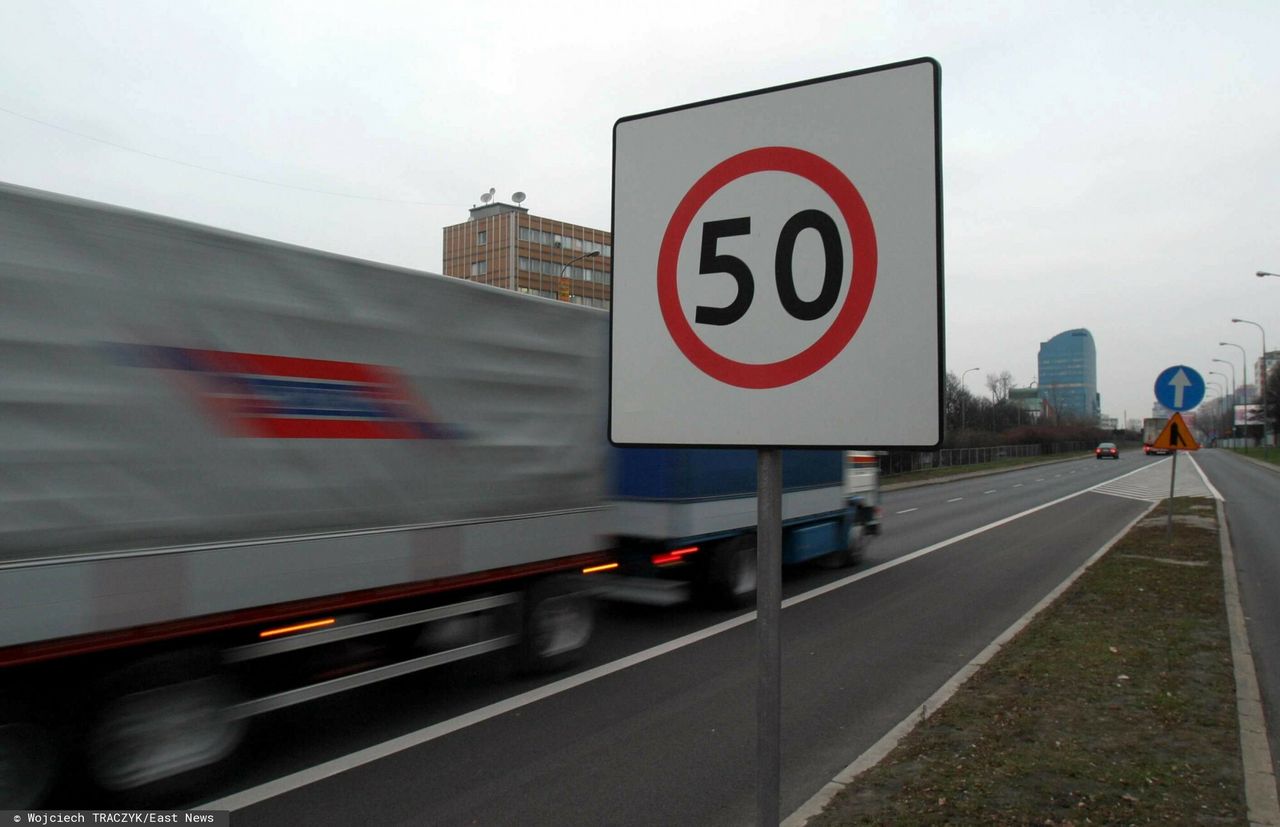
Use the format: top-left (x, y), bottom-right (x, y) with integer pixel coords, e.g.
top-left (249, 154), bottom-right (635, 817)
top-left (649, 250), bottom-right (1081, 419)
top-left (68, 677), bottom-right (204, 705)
top-left (611, 59), bottom-right (944, 448)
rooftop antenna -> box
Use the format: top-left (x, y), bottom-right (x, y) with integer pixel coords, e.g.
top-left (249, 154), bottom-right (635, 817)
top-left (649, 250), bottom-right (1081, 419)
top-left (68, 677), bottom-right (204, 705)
top-left (511, 191), bottom-right (526, 206)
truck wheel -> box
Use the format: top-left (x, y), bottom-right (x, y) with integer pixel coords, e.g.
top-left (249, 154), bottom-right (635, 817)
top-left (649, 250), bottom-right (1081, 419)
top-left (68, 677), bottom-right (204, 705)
top-left (701, 535), bottom-right (757, 609)
top-left (518, 578), bottom-right (594, 674)
top-left (819, 520), bottom-right (866, 569)
top-left (86, 652), bottom-right (245, 794)
top-left (0, 705), bottom-right (58, 808)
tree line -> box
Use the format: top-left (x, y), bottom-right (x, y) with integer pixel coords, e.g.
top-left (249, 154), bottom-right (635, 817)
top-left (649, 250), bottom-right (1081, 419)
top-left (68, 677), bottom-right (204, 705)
top-left (941, 370), bottom-right (1111, 449)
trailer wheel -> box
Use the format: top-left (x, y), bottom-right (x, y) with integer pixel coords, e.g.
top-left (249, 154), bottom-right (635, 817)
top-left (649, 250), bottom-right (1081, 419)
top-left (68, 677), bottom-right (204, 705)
top-left (86, 651), bottom-right (245, 794)
top-left (701, 535), bottom-right (757, 609)
top-left (0, 705), bottom-right (58, 808)
top-left (819, 520), bottom-right (866, 569)
top-left (518, 578), bottom-right (594, 673)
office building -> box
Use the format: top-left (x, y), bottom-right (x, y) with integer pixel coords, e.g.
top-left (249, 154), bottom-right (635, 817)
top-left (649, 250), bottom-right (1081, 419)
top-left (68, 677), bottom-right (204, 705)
top-left (1037, 328), bottom-right (1100, 424)
top-left (442, 199), bottom-right (611, 309)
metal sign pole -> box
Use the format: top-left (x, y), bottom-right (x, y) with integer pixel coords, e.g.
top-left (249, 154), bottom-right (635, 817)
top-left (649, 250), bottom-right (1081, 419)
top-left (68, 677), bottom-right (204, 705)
top-left (1167, 450), bottom-right (1178, 544)
top-left (757, 448), bottom-right (782, 827)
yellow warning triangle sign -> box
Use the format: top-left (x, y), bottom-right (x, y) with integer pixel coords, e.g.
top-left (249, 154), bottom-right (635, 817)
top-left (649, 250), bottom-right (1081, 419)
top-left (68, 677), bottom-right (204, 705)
top-left (1152, 412), bottom-right (1200, 451)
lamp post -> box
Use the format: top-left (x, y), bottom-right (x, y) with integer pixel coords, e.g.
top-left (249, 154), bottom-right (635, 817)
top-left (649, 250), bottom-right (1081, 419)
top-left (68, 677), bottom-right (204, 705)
top-left (1258, 271), bottom-right (1279, 279)
top-left (961, 367), bottom-right (980, 432)
top-left (1232, 318), bottom-right (1270, 446)
top-left (1209, 371), bottom-right (1232, 438)
top-left (1220, 341), bottom-right (1246, 405)
top-left (1206, 384), bottom-right (1222, 428)
top-left (1211, 358), bottom-right (1236, 409)
top-left (1202, 388), bottom-right (1222, 441)
top-left (1221, 340), bottom-right (1247, 440)
top-left (558, 250), bottom-right (600, 303)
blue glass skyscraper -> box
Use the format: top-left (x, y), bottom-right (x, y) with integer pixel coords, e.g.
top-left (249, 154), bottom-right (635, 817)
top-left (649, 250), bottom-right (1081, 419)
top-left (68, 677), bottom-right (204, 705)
top-left (1038, 329), bottom-right (1100, 424)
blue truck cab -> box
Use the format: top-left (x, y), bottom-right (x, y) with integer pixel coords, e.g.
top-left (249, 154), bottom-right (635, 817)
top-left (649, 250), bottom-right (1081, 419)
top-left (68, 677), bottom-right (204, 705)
top-left (605, 448), bottom-right (880, 607)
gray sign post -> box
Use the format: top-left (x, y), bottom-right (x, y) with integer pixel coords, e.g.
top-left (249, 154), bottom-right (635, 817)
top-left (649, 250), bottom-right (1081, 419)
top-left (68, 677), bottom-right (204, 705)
top-left (611, 58), bottom-right (943, 826)
top-left (757, 448), bottom-right (782, 824)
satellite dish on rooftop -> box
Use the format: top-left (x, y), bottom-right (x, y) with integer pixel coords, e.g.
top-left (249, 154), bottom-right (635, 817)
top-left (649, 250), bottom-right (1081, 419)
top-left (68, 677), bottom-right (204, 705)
top-left (511, 191), bottom-right (526, 205)
top-left (479, 191), bottom-right (492, 204)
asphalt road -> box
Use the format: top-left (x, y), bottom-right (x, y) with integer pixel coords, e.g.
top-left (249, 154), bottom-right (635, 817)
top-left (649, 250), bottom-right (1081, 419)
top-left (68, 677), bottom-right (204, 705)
top-left (146, 452), bottom-right (1171, 825)
top-left (1193, 448), bottom-right (1280, 783)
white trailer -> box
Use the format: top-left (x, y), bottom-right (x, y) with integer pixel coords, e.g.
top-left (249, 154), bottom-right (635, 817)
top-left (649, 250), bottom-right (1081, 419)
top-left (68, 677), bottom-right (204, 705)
top-left (0, 183), bottom-right (611, 804)
top-left (1143, 417), bottom-right (1170, 455)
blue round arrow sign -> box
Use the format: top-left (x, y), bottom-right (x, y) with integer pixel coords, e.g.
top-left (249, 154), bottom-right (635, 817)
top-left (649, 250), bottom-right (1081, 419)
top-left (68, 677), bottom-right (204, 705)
top-left (1154, 365), bottom-right (1205, 412)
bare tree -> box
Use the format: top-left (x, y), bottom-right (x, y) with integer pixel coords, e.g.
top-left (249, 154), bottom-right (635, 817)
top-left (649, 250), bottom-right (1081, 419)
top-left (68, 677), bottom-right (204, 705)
top-left (986, 370), bottom-right (1015, 403)
top-left (944, 371), bottom-right (980, 437)
top-left (1040, 383), bottom-right (1067, 426)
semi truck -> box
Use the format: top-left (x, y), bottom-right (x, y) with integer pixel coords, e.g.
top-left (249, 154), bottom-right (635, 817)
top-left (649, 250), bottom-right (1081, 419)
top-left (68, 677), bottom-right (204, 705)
top-left (0, 183), bottom-right (878, 805)
top-left (0, 183), bottom-right (614, 805)
top-left (604, 449), bottom-right (880, 607)
top-left (1142, 417), bottom-right (1170, 454)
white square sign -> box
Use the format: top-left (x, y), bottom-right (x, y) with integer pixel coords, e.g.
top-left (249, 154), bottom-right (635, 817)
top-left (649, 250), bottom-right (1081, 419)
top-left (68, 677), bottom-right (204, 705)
top-left (610, 58), bottom-right (943, 447)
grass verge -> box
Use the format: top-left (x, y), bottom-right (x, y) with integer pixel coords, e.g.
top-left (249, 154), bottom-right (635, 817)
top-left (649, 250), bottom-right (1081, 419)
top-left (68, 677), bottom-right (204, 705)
top-left (809, 497), bottom-right (1245, 825)
top-left (1228, 446), bottom-right (1280, 467)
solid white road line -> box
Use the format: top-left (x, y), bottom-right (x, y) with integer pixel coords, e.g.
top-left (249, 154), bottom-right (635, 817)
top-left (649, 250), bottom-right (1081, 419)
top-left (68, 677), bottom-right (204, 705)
top-left (1188, 453), bottom-right (1224, 501)
top-left (782, 500), bottom-right (1160, 827)
top-left (1216, 498), bottom-right (1280, 824)
top-left (198, 460), bottom-right (1162, 813)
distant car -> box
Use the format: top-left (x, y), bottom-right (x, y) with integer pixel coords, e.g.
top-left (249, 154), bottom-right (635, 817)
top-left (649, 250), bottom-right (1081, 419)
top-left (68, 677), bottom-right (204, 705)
top-left (1095, 442), bottom-right (1119, 459)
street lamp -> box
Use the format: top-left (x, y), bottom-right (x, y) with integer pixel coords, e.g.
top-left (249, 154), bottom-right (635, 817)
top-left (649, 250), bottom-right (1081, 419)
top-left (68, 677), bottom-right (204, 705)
top-left (1202, 389), bottom-right (1227, 443)
top-left (1232, 318), bottom-right (1270, 446)
top-left (1220, 341), bottom-right (1246, 404)
top-left (1209, 370), bottom-right (1232, 437)
top-left (960, 367), bottom-right (980, 431)
top-left (1258, 271), bottom-right (1279, 278)
top-left (558, 250), bottom-right (600, 303)
top-left (1210, 359), bottom-right (1235, 404)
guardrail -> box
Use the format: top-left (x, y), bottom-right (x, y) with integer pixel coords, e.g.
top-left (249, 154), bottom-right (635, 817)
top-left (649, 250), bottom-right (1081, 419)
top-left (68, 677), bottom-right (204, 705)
top-left (879, 442), bottom-right (1092, 477)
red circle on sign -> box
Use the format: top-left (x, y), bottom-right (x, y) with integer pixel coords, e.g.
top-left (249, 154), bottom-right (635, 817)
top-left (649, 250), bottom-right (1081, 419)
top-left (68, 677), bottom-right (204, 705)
top-left (657, 146), bottom-right (877, 389)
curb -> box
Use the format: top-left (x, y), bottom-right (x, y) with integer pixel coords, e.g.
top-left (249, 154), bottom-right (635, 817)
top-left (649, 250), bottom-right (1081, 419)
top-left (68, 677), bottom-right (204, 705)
top-left (781, 500), bottom-right (1158, 827)
top-left (1218, 498), bottom-right (1280, 826)
top-left (784, 493), bottom-right (1280, 826)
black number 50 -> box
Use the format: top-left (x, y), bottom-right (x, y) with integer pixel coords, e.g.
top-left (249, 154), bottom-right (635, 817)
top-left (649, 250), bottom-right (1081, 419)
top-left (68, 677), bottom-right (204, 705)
top-left (694, 210), bottom-right (844, 326)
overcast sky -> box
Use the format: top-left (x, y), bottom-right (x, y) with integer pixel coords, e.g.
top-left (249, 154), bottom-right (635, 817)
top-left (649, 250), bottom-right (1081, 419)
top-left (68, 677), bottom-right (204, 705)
top-left (2, 1), bottom-right (1276, 428)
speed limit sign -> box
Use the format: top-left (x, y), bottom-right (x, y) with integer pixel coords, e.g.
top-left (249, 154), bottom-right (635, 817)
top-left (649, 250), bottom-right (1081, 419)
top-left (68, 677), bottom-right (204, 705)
top-left (610, 58), bottom-right (943, 447)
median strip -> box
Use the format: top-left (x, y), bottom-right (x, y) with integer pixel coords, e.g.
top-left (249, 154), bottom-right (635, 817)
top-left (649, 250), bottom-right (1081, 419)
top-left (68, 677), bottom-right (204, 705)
top-left (789, 497), bottom-right (1268, 825)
